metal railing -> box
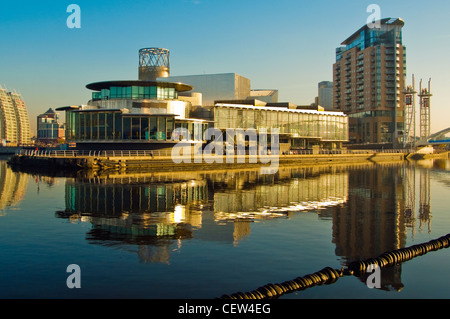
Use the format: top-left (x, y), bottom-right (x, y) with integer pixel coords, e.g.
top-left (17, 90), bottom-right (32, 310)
top-left (17, 149), bottom-right (174, 158)
top-left (289, 148), bottom-right (409, 155)
top-left (17, 148), bottom-right (410, 158)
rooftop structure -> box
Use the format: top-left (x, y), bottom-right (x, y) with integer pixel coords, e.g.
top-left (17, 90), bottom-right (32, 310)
top-left (161, 73), bottom-right (252, 106)
top-left (138, 48), bottom-right (170, 81)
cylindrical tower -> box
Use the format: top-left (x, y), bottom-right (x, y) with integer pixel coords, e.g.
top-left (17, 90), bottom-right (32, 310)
top-left (138, 48), bottom-right (170, 81)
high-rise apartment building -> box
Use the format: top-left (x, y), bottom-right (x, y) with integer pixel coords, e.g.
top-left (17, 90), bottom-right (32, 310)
top-left (333, 18), bottom-right (406, 147)
top-left (0, 85), bottom-right (31, 146)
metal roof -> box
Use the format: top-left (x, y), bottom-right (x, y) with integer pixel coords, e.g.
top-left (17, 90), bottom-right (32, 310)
top-left (85, 80), bottom-right (193, 92)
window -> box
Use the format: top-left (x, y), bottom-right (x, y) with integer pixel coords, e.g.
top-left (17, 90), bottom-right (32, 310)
top-left (110, 87), bottom-right (118, 98)
top-left (131, 117), bottom-right (140, 140)
top-left (141, 117), bottom-right (149, 140)
top-left (92, 113), bottom-right (99, 139)
top-left (99, 113), bottom-right (106, 139)
top-left (123, 117), bottom-right (131, 140)
top-left (114, 113), bottom-right (122, 139)
top-left (150, 117), bottom-right (157, 140)
top-left (144, 86), bottom-right (157, 99)
top-left (78, 113), bottom-right (85, 140)
top-left (106, 113), bottom-right (114, 140)
top-left (85, 113), bottom-right (91, 140)
top-left (158, 117), bottom-right (166, 140)
top-left (166, 118), bottom-right (174, 140)
top-left (132, 86), bottom-right (139, 99)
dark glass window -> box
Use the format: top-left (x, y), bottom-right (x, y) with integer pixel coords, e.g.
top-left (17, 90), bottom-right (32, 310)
top-left (131, 117), bottom-right (140, 140)
top-left (106, 113), bottom-right (114, 140)
top-left (92, 113), bottom-right (98, 139)
top-left (79, 113), bottom-right (85, 140)
top-left (123, 117), bottom-right (131, 140)
top-left (150, 117), bottom-right (157, 140)
top-left (85, 113), bottom-right (91, 140)
top-left (114, 113), bottom-right (121, 139)
top-left (98, 113), bottom-right (106, 139)
top-left (141, 117), bottom-right (149, 140)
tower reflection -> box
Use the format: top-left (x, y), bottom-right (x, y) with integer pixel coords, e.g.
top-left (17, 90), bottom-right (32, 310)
top-left (0, 160), bottom-right (28, 215)
top-left (330, 161), bottom-right (434, 292)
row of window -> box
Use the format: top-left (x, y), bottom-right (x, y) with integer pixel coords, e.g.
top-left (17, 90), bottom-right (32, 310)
top-left (214, 107), bottom-right (348, 141)
top-left (92, 86), bottom-right (178, 101)
top-left (65, 182), bottom-right (208, 215)
top-left (65, 111), bottom-right (206, 142)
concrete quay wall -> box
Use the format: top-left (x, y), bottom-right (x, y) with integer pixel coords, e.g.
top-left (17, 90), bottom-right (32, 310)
top-left (7, 152), bottom-right (407, 172)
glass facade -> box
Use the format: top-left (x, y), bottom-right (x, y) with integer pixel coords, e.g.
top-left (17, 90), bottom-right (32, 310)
top-left (337, 23), bottom-right (403, 61)
top-left (92, 85), bottom-right (177, 101)
top-left (65, 110), bottom-right (206, 143)
top-left (214, 105), bottom-right (348, 142)
top-left (65, 179), bottom-right (208, 216)
top-left (66, 110), bottom-right (178, 142)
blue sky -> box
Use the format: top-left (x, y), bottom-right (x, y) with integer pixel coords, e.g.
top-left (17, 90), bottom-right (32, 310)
top-left (1, 0), bottom-right (449, 134)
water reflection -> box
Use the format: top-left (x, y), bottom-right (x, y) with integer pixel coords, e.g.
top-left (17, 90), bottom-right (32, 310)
top-left (0, 160), bottom-right (28, 215)
top-left (3, 158), bottom-right (448, 294)
top-left (54, 166), bottom-right (349, 262)
top-left (55, 161), bottom-right (446, 293)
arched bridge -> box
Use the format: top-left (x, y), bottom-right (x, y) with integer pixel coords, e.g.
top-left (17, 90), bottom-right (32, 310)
top-left (417, 127), bottom-right (450, 146)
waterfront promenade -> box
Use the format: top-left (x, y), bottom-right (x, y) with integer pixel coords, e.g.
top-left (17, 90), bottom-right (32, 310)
top-left (7, 148), bottom-right (415, 172)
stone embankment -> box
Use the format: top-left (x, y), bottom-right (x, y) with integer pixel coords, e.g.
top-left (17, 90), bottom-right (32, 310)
top-left (7, 149), bottom-right (410, 172)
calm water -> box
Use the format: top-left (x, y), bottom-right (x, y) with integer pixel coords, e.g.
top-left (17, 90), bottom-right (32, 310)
top-left (0, 157), bottom-right (449, 299)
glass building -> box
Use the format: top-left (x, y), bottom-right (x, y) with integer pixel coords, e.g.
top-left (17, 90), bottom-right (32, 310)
top-left (333, 18), bottom-right (406, 148)
top-left (214, 103), bottom-right (348, 150)
top-left (58, 80), bottom-right (208, 150)
top-left (58, 47), bottom-right (348, 151)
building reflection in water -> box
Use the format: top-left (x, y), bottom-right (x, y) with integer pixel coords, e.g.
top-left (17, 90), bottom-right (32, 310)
top-left (403, 159), bottom-right (433, 236)
top-left (55, 166), bottom-right (349, 263)
top-left (0, 160), bottom-right (28, 215)
top-left (331, 161), bottom-right (434, 292)
top-left (53, 161), bottom-right (436, 293)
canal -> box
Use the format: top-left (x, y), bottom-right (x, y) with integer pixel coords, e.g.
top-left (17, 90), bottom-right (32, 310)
top-left (0, 157), bottom-right (449, 299)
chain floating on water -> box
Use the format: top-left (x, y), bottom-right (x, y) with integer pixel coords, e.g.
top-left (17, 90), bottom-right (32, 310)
top-left (218, 233), bottom-right (450, 299)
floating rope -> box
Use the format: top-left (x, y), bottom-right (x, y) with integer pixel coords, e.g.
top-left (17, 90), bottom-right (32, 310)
top-left (218, 233), bottom-right (450, 299)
